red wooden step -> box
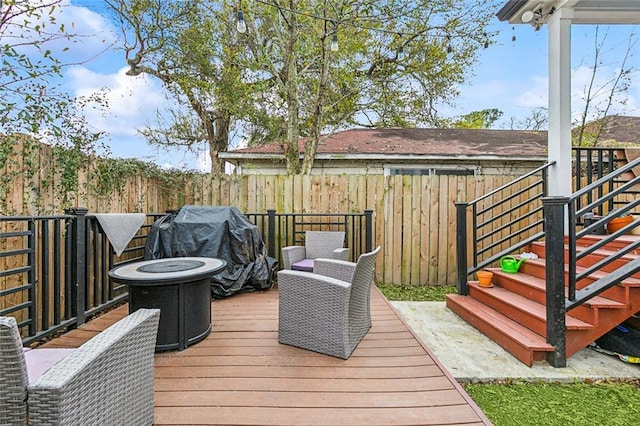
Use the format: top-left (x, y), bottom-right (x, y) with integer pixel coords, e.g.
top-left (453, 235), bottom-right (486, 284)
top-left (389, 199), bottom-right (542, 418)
top-left (446, 293), bottom-right (553, 367)
top-left (489, 267), bottom-right (619, 305)
top-left (453, 235), bottom-right (640, 367)
top-left (573, 246), bottom-right (640, 280)
top-left (571, 234), bottom-right (640, 253)
top-left (468, 284), bottom-right (593, 337)
top-left (487, 268), bottom-right (625, 326)
top-left (531, 237), bottom-right (640, 262)
top-left (515, 257), bottom-right (638, 303)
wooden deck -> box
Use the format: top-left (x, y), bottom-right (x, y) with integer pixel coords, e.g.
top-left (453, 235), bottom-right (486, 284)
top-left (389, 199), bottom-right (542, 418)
top-left (43, 287), bottom-right (490, 425)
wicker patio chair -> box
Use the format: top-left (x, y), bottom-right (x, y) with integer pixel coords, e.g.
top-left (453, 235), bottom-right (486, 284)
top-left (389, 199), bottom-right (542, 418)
top-left (0, 308), bottom-right (160, 425)
top-left (278, 246), bottom-right (380, 359)
top-left (281, 231), bottom-right (349, 272)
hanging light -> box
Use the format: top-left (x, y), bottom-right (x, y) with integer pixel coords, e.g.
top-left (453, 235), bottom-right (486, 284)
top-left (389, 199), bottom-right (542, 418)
top-left (329, 20), bottom-right (339, 52)
top-left (236, 10), bottom-right (247, 33)
top-left (483, 33), bottom-right (489, 49)
top-left (446, 35), bottom-right (452, 54)
top-left (330, 33), bottom-right (339, 52)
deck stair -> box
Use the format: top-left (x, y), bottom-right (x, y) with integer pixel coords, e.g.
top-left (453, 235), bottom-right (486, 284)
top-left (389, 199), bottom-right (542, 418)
top-left (446, 235), bottom-right (640, 366)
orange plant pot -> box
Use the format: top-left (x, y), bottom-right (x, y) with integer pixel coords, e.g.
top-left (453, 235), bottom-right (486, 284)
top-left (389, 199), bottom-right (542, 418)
top-left (606, 215), bottom-right (633, 234)
top-left (476, 270), bottom-right (494, 288)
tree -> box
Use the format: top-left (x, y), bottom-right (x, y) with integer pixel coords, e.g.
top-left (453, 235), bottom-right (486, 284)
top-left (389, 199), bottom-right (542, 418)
top-left (509, 107), bottom-right (548, 131)
top-left (106, 0), bottom-right (268, 175)
top-left (1, 0), bottom-right (102, 144)
top-left (2, 1), bottom-right (66, 135)
top-left (574, 26), bottom-right (637, 147)
top-left (106, 0), bottom-right (495, 174)
top-left (1, 0), bottom-right (106, 213)
top-left (442, 108), bottom-right (504, 129)
top-left (238, 0), bottom-right (496, 173)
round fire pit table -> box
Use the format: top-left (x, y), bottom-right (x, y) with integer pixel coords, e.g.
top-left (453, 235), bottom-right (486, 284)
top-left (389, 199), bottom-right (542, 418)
top-left (109, 257), bottom-right (226, 351)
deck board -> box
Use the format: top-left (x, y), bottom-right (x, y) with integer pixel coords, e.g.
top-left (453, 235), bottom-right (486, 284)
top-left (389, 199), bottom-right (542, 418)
top-left (41, 287), bottom-right (490, 425)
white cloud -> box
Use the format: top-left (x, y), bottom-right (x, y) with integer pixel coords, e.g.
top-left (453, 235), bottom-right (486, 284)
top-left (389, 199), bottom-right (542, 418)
top-left (499, 62), bottom-right (640, 127)
top-left (67, 66), bottom-right (168, 138)
top-left (571, 64), bottom-right (640, 122)
top-left (59, 1), bottom-right (119, 53)
top-left (515, 76), bottom-right (548, 109)
top-left (10, 1), bottom-right (119, 63)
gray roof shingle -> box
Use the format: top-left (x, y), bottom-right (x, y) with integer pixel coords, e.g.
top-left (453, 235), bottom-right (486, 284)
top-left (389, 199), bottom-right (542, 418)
top-left (228, 128), bottom-right (548, 157)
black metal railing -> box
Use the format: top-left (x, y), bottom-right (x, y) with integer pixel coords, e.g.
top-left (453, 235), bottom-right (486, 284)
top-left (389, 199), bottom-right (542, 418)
top-left (544, 154), bottom-right (640, 367)
top-left (456, 148), bottom-right (639, 290)
top-left (455, 147), bottom-right (640, 367)
top-left (245, 210), bottom-right (374, 267)
top-left (455, 162), bottom-right (554, 295)
top-left (0, 215), bottom-right (67, 341)
top-left (573, 147), bottom-right (640, 215)
top-left (1, 208), bottom-right (374, 344)
top-left (0, 210), bottom-right (162, 345)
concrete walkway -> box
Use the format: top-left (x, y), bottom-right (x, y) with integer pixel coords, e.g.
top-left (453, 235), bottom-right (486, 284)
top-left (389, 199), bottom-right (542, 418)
top-left (391, 301), bottom-right (640, 383)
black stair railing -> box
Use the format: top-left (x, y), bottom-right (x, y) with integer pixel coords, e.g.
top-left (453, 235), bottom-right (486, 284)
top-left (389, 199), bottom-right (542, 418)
top-left (543, 154), bottom-right (640, 367)
top-left (573, 147), bottom-right (640, 214)
top-left (455, 162), bottom-right (554, 295)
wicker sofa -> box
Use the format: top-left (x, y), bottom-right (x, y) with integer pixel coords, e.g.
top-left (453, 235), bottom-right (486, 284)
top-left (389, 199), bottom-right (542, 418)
top-left (281, 231), bottom-right (349, 271)
top-left (278, 246), bottom-right (380, 359)
top-left (0, 308), bottom-right (160, 425)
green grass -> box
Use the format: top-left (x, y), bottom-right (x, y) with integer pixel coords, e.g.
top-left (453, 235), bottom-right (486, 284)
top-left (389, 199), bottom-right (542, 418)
top-left (376, 283), bottom-right (640, 424)
top-left (376, 283), bottom-right (456, 301)
top-left (464, 380), bottom-right (640, 426)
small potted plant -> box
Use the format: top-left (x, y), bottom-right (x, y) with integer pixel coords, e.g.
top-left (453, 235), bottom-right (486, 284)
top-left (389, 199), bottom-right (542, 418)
top-left (606, 212), bottom-right (634, 234)
top-left (476, 270), bottom-right (494, 288)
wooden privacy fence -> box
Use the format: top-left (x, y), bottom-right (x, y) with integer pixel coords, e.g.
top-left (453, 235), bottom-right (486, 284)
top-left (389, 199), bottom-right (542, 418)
top-left (5, 140), bottom-right (637, 287)
top-left (3, 139), bottom-right (546, 286)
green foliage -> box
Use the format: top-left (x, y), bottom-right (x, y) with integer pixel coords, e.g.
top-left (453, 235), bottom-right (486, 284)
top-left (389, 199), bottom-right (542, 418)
top-left (106, 0), bottom-right (496, 174)
top-left (0, 138), bottom-right (19, 213)
top-left (444, 108), bottom-right (504, 129)
top-left (1, 1), bottom-right (71, 137)
top-left (90, 156), bottom-right (197, 200)
top-left (1, 0), bottom-right (109, 213)
top-left (53, 145), bottom-right (87, 208)
top-left (1, 133), bottom-right (200, 214)
top-left (377, 283), bottom-right (456, 301)
top-left (106, 0), bottom-right (240, 174)
top-left (238, 0), bottom-right (497, 173)
top-left (465, 380), bottom-right (640, 426)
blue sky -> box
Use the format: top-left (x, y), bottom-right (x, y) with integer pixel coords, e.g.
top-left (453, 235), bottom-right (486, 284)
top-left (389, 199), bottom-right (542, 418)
top-left (40, 1), bottom-right (640, 171)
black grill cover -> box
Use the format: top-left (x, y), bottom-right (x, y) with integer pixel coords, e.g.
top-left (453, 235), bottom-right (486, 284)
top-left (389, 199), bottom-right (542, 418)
top-left (144, 205), bottom-right (277, 298)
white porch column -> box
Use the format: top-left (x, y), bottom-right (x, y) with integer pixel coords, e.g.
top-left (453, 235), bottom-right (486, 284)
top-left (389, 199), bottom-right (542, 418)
top-left (547, 8), bottom-right (573, 197)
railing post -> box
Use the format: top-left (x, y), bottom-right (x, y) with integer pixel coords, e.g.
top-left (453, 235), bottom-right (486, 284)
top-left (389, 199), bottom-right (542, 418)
top-left (267, 209), bottom-right (276, 259)
top-left (542, 196), bottom-right (568, 367)
top-left (65, 207), bottom-right (88, 327)
top-left (455, 202), bottom-right (469, 296)
top-left (364, 210), bottom-right (373, 253)
top-left (27, 220), bottom-right (37, 336)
